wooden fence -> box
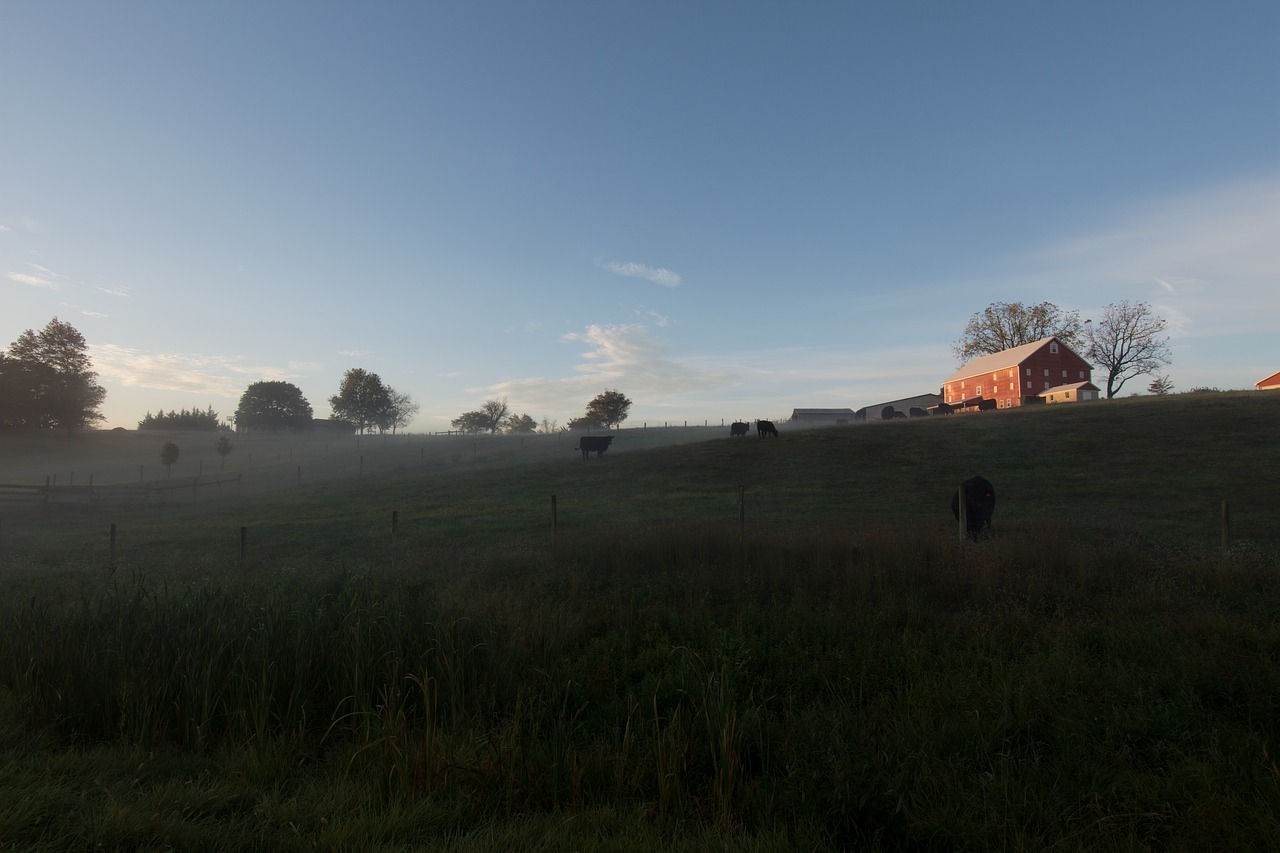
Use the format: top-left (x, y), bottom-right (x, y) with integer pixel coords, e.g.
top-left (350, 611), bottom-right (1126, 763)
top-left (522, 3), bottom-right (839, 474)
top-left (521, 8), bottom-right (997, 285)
top-left (0, 474), bottom-right (242, 504)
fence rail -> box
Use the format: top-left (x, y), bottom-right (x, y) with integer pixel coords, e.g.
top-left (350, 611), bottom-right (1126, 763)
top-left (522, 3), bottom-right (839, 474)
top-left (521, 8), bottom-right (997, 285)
top-left (0, 474), bottom-right (241, 504)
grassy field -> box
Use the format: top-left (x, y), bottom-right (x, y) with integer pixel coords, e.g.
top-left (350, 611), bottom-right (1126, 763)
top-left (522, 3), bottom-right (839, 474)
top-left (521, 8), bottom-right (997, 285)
top-left (1, 393), bottom-right (1277, 850)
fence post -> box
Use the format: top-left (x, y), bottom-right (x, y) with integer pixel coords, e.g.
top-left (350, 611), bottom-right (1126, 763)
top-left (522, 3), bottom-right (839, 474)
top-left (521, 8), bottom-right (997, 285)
top-left (957, 485), bottom-right (968, 544)
top-left (1221, 500), bottom-right (1230, 552)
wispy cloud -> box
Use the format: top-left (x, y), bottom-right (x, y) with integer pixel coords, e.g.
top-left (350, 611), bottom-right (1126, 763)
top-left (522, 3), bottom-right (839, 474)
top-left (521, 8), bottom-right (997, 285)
top-left (337, 349), bottom-right (373, 358)
top-left (7, 271), bottom-right (58, 288)
top-left (603, 261), bottom-right (681, 288)
top-left (91, 345), bottom-right (318, 397)
top-left (635, 305), bottom-right (672, 327)
top-left (480, 323), bottom-right (729, 415)
top-left (7, 263), bottom-right (67, 289)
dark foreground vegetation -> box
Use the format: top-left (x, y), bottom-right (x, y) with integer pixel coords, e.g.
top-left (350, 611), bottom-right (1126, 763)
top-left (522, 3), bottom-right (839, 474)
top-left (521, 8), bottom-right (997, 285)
top-left (1, 393), bottom-right (1277, 850)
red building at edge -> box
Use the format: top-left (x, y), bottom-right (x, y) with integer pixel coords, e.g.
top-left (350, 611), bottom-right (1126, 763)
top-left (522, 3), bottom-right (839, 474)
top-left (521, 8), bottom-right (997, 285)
top-left (942, 336), bottom-right (1097, 411)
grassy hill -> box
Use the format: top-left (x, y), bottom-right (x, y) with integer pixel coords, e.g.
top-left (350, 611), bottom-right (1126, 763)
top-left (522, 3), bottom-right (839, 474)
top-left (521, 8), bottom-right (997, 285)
top-left (2, 391), bottom-right (1277, 569)
top-left (1, 392), bottom-right (1277, 850)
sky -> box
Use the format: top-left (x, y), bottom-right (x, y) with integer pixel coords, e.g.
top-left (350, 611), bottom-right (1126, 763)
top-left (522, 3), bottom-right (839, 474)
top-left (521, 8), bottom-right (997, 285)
top-left (3, 1), bottom-right (1277, 432)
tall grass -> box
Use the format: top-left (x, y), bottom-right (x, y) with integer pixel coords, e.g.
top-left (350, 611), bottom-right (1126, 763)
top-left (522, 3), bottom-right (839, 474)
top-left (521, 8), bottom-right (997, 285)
top-left (2, 521), bottom-right (1277, 848)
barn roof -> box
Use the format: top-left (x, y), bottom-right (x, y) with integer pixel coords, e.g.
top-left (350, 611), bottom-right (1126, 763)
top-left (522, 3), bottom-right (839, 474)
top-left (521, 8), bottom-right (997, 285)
top-left (944, 336), bottom-right (1090, 384)
top-left (791, 408), bottom-right (856, 416)
top-left (1257, 371), bottom-right (1280, 390)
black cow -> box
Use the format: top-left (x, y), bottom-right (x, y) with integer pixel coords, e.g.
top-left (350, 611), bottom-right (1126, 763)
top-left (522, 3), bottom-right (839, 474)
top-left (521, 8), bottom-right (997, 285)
top-left (756, 419), bottom-right (778, 438)
top-left (909, 407), bottom-right (929, 417)
top-left (730, 421), bottom-right (750, 437)
top-left (574, 434), bottom-right (614, 460)
top-left (951, 476), bottom-right (995, 540)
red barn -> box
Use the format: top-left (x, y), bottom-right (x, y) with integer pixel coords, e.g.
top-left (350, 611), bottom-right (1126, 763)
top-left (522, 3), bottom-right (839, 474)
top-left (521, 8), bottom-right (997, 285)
top-left (1257, 371), bottom-right (1280, 391)
top-left (943, 336), bottom-right (1095, 411)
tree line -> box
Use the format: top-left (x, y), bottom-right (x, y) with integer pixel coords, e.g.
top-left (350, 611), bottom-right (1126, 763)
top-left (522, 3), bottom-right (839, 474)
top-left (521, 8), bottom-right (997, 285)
top-left (448, 389), bottom-right (632, 435)
top-left (3, 300), bottom-right (1174, 436)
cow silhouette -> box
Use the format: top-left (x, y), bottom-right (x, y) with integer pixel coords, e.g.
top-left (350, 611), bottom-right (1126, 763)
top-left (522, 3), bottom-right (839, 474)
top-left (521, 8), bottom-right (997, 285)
top-left (730, 421), bottom-right (750, 437)
top-left (909, 407), bottom-right (929, 417)
top-left (574, 434), bottom-right (614, 460)
top-left (951, 476), bottom-right (995, 539)
top-left (756, 420), bottom-right (778, 438)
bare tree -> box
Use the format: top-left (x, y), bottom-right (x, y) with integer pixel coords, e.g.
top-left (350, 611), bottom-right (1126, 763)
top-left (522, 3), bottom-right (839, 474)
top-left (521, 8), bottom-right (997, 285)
top-left (1147, 374), bottom-right (1174, 396)
top-left (952, 302), bottom-right (1083, 361)
top-left (1084, 301), bottom-right (1172, 398)
top-left (385, 389), bottom-right (420, 434)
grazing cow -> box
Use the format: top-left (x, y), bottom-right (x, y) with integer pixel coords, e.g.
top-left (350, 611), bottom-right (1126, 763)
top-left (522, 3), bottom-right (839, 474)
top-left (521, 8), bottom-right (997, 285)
top-left (756, 419), bottom-right (779, 438)
top-left (950, 476), bottom-right (995, 540)
top-left (978, 398), bottom-right (997, 411)
top-left (909, 407), bottom-right (929, 417)
top-left (730, 421), bottom-right (750, 437)
top-left (574, 434), bottom-right (614, 460)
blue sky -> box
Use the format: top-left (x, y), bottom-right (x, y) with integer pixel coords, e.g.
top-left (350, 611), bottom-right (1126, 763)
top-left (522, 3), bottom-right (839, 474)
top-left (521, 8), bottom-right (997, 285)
top-left (3, 1), bottom-right (1277, 431)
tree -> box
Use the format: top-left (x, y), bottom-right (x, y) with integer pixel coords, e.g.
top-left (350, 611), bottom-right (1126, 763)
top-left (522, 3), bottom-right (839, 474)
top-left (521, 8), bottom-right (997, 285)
top-left (584, 389), bottom-right (632, 429)
top-left (505, 413), bottom-right (538, 434)
top-left (5, 317), bottom-right (107, 431)
top-left (1083, 301), bottom-right (1172, 399)
top-left (385, 389), bottom-right (420, 435)
top-left (160, 441), bottom-right (180, 477)
top-left (567, 414), bottom-right (605, 431)
top-left (138, 406), bottom-right (221, 430)
top-left (234, 381), bottom-right (313, 432)
top-left (0, 354), bottom-right (48, 429)
top-left (215, 435), bottom-right (234, 469)
top-left (1147, 374), bottom-right (1174, 396)
top-left (328, 368), bottom-right (392, 434)
top-left (952, 302), bottom-right (1083, 361)
top-left (451, 397), bottom-right (509, 435)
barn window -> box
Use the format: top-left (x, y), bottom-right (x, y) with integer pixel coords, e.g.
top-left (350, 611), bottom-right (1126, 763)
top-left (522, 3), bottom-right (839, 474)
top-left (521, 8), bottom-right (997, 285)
top-left (1025, 368), bottom-right (1031, 376)
top-left (1044, 369), bottom-right (1050, 376)
top-left (1026, 381), bottom-right (1032, 389)
top-left (1050, 342), bottom-right (1059, 353)
top-left (1079, 371), bottom-right (1085, 379)
top-left (1044, 382), bottom-right (1050, 390)
top-left (976, 385), bottom-right (982, 395)
top-left (991, 373), bottom-right (997, 381)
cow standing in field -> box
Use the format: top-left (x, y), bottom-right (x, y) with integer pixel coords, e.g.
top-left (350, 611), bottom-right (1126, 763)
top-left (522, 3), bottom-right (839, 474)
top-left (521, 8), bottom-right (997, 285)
top-left (730, 421), bottom-right (750, 437)
top-left (951, 476), bottom-right (995, 540)
top-left (756, 420), bottom-right (778, 438)
top-left (575, 434), bottom-right (614, 460)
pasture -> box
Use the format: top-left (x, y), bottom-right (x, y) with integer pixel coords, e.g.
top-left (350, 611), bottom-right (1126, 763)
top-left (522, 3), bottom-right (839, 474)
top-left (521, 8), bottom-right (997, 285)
top-left (1, 392), bottom-right (1277, 850)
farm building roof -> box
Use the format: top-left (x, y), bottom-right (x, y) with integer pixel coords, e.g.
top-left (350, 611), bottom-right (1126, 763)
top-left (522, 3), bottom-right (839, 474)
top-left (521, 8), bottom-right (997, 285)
top-left (1257, 371), bottom-right (1280, 391)
top-left (1041, 381), bottom-right (1100, 395)
top-left (944, 336), bottom-right (1091, 384)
